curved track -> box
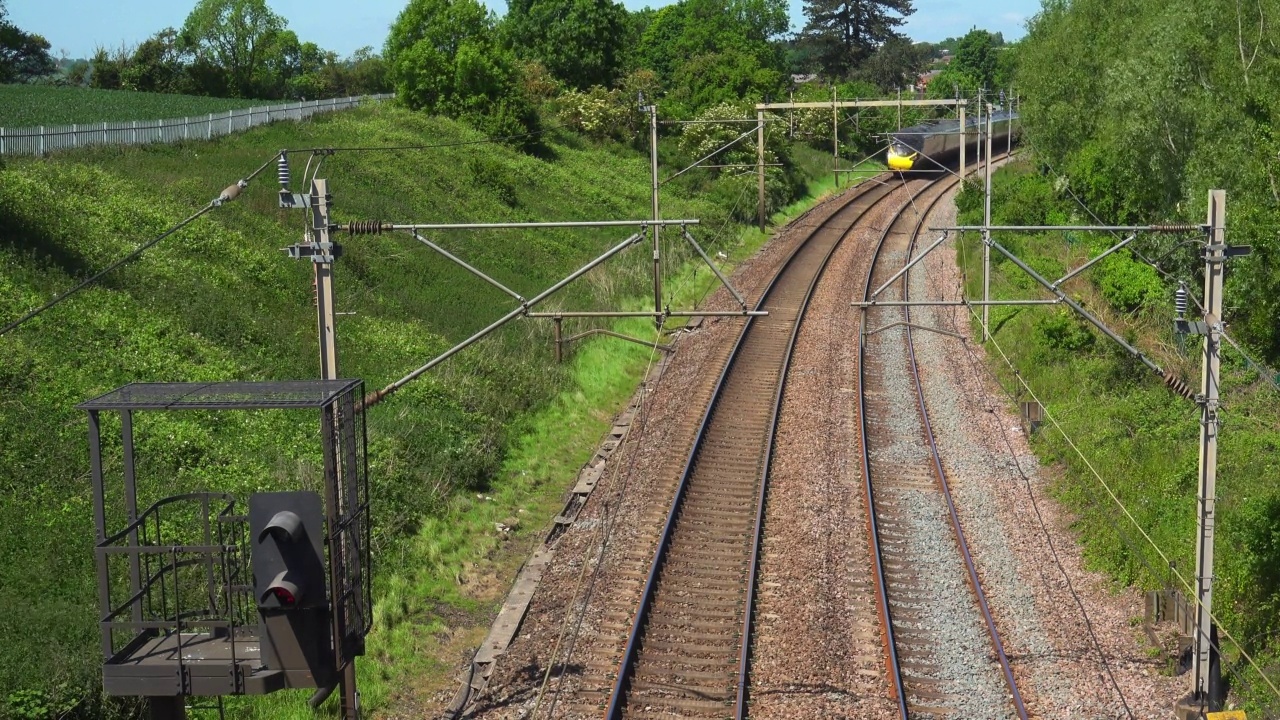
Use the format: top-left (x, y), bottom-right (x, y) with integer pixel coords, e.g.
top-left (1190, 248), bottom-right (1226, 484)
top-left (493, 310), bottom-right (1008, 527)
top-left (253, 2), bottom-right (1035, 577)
top-left (856, 167), bottom-right (1029, 719)
top-left (604, 176), bottom-right (905, 718)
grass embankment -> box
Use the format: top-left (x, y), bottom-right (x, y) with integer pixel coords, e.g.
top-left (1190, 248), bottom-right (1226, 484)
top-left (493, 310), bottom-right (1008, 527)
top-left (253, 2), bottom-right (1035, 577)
top-left (0, 97), bottom-right (846, 718)
top-left (0, 85), bottom-right (264, 127)
top-left (955, 161), bottom-right (1280, 715)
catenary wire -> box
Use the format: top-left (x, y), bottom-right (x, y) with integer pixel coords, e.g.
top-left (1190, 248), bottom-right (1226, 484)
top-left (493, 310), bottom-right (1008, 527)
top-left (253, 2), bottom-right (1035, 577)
top-left (1014, 134), bottom-right (1280, 391)
top-left (975, 306), bottom-right (1280, 703)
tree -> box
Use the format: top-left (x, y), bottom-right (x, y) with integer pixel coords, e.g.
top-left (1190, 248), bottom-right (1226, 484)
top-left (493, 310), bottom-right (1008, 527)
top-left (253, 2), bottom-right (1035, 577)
top-left (856, 35), bottom-right (926, 91)
top-left (121, 29), bottom-right (191, 94)
top-left (631, 0), bottom-right (788, 114)
top-left (798, 0), bottom-right (914, 79)
top-left (924, 29), bottom-right (1006, 100)
top-left (89, 45), bottom-right (129, 89)
top-left (0, 1), bottom-right (56, 83)
top-left (180, 0), bottom-right (285, 97)
top-left (345, 46), bottom-right (390, 95)
top-left (502, 0), bottom-right (628, 90)
top-left (385, 0), bottom-right (539, 140)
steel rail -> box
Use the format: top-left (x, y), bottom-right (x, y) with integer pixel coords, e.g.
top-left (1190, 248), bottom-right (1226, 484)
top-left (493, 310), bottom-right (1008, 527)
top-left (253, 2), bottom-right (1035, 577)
top-left (605, 173), bottom-right (906, 719)
top-left (856, 153), bottom-right (1027, 719)
top-left (855, 183), bottom-right (924, 719)
top-left (900, 170), bottom-right (1030, 720)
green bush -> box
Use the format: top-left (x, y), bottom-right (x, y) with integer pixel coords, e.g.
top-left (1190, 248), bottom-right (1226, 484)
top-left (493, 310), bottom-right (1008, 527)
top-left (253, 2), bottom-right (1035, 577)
top-left (1034, 309), bottom-right (1095, 357)
top-left (1092, 249), bottom-right (1164, 312)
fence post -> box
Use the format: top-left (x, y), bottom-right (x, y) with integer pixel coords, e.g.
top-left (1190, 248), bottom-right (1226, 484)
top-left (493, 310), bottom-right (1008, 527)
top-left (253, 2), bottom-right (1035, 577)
top-left (208, 113), bottom-right (213, 139)
top-left (227, 110), bottom-right (232, 134)
top-left (1, 126), bottom-right (5, 155)
top-left (72, 123), bottom-right (78, 148)
top-left (39, 126), bottom-right (44, 155)
top-left (131, 120), bottom-right (137, 144)
top-left (103, 121), bottom-right (108, 145)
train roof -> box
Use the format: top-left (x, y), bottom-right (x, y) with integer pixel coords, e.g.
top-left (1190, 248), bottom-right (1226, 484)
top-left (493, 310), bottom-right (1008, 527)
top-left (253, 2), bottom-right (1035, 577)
top-left (892, 109), bottom-right (1018, 141)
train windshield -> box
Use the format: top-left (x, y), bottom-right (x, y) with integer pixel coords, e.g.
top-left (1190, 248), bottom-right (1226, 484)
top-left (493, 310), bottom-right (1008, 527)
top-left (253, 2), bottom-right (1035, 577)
top-left (890, 140), bottom-right (913, 156)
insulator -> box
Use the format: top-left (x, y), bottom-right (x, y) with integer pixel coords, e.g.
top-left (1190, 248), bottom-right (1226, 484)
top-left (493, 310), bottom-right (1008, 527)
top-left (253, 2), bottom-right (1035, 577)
top-left (1150, 223), bottom-right (1202, 233)
top-left (1162, 369), bottom-right (1196, 401)
top-left (1174, 284), bottom-right (1189, 318)
top-left (277, 153), bottom-right (291, 189)
top-left (347, 220), bottom-right (384, 236)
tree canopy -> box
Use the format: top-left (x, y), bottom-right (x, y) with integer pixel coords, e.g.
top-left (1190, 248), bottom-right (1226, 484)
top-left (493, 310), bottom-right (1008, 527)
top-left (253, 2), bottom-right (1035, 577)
top-left (1018, 0), bottom-right (1280, 361)
top-left (798, 0), bottom-right (915, 79)
top-left (385, 0), bottom-right (539, 139)
top-left (179, 0), bottom-right (286, 97)
top-left (0, 0), bottom-right (55, 83)
top-left (502, 0), bottom-right (628, 90)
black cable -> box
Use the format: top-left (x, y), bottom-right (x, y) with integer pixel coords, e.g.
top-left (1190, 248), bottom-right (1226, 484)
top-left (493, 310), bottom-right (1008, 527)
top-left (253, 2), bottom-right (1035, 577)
top-left (1, 202), bottom-right (216, 337)
top-left (952, 324), bottom-right (1137, 718)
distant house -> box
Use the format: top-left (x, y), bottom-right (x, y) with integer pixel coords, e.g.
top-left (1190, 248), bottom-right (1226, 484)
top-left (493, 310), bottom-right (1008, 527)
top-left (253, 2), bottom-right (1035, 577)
top-left (790, 73), bottom-right (818, 85)
top-left (916, 70), bottom-right (942, 93)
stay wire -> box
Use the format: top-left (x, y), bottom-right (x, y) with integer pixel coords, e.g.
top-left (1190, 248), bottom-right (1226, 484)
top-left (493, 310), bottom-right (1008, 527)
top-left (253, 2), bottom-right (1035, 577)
top-left (0, 153), bottom-right (280, 339)
top-left (975, 306), bottom-right (1280, 703)
top-left (950, 198), bottom-right (1271, 707)
top-left (940, 276), bottom-right (1135, 717)
top-left (0, 202), bottom-right (216, 337)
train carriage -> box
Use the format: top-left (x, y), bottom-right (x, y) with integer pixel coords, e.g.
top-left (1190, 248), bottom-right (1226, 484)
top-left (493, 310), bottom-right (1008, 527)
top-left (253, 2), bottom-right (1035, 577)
top-left (887, 109), bottom-right (1019, 173)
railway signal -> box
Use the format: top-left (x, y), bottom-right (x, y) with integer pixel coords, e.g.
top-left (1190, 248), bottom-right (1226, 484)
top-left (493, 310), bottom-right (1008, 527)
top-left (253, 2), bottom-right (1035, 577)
top-left (250, 491), bottom-right (336, 687)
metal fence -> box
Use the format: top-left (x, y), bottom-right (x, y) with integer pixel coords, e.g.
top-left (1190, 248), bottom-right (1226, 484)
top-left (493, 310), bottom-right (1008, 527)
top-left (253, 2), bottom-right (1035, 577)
top-left (0, 93), bottom-right (394, 156)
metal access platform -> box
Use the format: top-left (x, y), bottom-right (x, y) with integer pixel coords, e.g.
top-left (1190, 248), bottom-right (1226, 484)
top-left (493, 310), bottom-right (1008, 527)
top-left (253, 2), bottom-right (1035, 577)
top-left (79, 380), bottom-right (371, 699)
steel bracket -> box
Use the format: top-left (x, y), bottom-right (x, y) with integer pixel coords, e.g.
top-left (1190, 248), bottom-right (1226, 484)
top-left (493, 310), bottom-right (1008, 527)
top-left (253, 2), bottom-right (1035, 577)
top-left (1176, 319), bottom-right (1211, 336)
top-left (286, 242), bottom-right (343, 263)
top-left (279, 191), bottom-right (312, 209)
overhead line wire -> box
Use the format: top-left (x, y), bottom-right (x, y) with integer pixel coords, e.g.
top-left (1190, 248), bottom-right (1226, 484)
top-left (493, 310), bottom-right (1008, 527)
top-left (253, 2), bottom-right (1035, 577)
top-left (974, 304), bottom-right (1280, 703)
top-left (1015, 134), bottom-right (1280, 392)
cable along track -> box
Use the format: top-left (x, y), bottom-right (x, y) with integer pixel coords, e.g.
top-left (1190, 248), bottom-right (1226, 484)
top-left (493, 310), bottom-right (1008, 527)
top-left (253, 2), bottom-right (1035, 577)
top-left (604, 177), bottom-right (904, 718)
top-left (856, 168), bottom-right (1029, 719)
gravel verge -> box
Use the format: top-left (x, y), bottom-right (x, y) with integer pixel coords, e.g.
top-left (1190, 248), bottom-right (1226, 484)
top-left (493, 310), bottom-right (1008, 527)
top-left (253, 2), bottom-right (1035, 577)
top-left (906, 183), bottom-right (1184, 718)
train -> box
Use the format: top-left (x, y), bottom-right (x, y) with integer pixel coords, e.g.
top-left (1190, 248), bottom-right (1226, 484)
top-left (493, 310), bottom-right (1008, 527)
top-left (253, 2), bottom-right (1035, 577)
top-left (886, 109), bottom-right (1019, 172)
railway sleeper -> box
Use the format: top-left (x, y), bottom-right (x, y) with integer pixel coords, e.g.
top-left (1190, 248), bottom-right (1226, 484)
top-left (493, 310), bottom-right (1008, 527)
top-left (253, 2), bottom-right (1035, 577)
top-left (634, 639), bottom-right (738, 657)
top-left (631, 667), bottom-right (734, 684)
top-left (629, 680), bottom-right (733, 703)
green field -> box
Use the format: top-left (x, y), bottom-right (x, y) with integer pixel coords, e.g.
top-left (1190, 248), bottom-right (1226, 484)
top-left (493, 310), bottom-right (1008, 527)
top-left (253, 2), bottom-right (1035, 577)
top-left (0, 84), bottom-right (263, 127)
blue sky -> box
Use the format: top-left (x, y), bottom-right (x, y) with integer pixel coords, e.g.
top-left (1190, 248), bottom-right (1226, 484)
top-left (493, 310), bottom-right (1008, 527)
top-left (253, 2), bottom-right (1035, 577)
top-left (8, 0), bottom-right (1040, 60)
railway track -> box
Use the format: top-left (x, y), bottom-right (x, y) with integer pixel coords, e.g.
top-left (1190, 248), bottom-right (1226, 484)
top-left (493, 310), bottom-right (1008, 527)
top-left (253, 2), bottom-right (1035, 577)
top-left (600, 176), bottom-right (908, 718)
top-left (856, 166), bottom-right (1029, 719)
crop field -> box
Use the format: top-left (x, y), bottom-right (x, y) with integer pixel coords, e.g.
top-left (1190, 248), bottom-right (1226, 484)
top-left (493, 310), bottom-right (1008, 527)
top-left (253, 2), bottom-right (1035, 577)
top-left (0, 85), bottom-right (261, 127)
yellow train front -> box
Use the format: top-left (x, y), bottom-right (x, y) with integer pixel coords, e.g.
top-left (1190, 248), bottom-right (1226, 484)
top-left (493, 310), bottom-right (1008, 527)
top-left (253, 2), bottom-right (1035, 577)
top-left (886, 109), bottom-right (1019, 174)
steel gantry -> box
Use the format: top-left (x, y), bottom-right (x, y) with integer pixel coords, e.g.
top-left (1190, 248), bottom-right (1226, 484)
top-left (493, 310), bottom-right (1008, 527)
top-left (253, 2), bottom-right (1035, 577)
top-left (753, 97), bottom-right (971, 229)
